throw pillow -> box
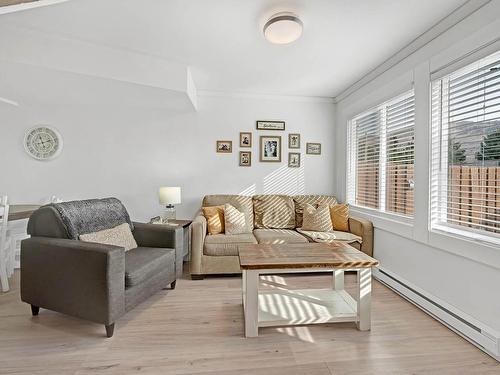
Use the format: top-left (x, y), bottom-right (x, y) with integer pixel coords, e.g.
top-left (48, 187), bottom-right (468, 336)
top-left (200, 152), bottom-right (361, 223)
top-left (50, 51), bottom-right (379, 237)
top-left (202, 205), bottom-right (225, 235)
top-left (224, 204), bottom-right (248, 235)
top-left (79, 222), bottom-right (137, 251)
top-left (301, 204), bottom-right (333, 232)
top-left (330, 204), bottom-right (350, 232)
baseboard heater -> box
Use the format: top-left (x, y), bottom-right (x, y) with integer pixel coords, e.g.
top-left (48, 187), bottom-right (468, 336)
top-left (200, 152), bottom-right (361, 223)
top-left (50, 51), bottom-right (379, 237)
top-left (373, 267), bottom-right (500, 362)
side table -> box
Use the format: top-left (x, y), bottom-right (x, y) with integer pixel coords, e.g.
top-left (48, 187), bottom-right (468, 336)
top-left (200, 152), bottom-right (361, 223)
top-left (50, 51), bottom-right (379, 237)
top-left (149, 218), bottom-right (193, 261)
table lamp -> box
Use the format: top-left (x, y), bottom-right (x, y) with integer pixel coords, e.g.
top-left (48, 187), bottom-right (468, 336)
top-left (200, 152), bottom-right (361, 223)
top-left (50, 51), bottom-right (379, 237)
top-left (159, 187), bottom-right (181, 223)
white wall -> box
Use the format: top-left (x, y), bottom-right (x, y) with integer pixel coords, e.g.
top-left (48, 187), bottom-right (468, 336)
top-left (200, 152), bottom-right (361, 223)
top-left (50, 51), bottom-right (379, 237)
top-left (335, 1), bottom-right (500, 332)
top-left (0, 68), bottom-right (335, 222)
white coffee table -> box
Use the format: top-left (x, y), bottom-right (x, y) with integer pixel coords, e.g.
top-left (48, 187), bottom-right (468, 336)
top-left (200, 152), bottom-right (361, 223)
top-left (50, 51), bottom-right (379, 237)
top-left (239, 242), bottom-right (379, 337)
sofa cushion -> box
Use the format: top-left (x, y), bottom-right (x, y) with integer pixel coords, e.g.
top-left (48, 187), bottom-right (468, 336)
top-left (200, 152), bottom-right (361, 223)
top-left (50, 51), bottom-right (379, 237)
top-left (293, 195), bottom-right (338, 227)
top-left (224, 204), bottom-right (249, 234)
top-left (204, 233), bottom-right (257, 256)
top-left (253, 195), bottom-right (295, 229)
top-left (330, 204), bottom-right (350, 232)
top-left (203, 195), bottom-right (254, 232)
top-left (125, 247), bottom-right (175, 288)
top-left (301, 204), bottom-right (333, 232)
top-left (202, 205), bottom-right (225, 235)
top-left (253, 229), bottom-right (309, 245)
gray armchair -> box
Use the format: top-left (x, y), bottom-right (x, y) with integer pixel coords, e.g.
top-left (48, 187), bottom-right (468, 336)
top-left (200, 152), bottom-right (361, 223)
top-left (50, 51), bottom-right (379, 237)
top-left (21, 198), bottom-right (182, 338)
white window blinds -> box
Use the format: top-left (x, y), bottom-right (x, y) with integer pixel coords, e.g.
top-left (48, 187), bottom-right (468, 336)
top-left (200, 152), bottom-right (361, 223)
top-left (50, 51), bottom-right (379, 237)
top-left (348, 90), bottom-right (415, 216)
top-left (430, 50), bottom-right (500, 240)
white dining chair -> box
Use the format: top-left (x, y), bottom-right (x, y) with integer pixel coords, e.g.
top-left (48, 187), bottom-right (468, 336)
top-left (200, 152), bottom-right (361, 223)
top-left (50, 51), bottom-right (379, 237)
top-left (0, 195), bottom-right (12, 292)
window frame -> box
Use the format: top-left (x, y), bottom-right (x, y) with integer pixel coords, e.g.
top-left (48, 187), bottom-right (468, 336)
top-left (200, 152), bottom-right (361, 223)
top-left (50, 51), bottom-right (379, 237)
top-left (347, 89), bottom-right (416, 220)
top-left (429, 50), bottom-right (500, 246)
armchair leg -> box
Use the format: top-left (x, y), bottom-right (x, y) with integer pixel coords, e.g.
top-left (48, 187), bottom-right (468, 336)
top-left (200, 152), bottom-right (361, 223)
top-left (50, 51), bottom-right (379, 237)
top-left (170, 280), bottom-right (177, 289)
top-left (191, 274), bottom-right (204, 280)
top-left (105, 324), bottom-right (115, 338)
top-left (31, 305), bottom-right (40, 316)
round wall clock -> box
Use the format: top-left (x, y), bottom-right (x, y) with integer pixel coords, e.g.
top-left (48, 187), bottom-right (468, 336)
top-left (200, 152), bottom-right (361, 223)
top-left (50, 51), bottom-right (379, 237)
top-left (24, 126), bottom-right (63, 161)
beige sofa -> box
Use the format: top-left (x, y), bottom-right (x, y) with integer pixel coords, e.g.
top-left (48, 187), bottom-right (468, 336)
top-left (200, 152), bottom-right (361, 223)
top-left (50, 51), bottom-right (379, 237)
top-left (190, 194), bottom-right (373, 279)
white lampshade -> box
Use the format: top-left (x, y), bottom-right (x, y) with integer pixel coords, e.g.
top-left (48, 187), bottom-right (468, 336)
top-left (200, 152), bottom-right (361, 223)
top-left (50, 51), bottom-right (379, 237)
top-left (159, 187), bottom-right (181, 205)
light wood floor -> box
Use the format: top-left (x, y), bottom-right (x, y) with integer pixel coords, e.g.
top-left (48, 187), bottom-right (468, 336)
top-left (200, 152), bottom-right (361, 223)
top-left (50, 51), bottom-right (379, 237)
top-left (1, 269), bottom-right (499, 375)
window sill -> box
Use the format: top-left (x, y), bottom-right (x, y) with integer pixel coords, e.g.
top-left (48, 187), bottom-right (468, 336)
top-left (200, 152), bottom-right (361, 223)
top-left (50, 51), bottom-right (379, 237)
top-left (428, 226), bottom-right (500, 270)
top-left (349, 205), bottom-right (414, 238)
top-left (349, 206), bottom-right (500, 270)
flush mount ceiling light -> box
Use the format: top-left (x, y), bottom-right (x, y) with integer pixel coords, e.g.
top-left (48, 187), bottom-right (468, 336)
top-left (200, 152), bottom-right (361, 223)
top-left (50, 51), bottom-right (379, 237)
top-left (263, 12), bottom-right (303, 44)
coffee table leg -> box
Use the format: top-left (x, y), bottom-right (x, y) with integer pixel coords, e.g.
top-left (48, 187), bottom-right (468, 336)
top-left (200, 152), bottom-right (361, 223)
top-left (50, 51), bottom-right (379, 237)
top-left (357, 268), bottom-right (372, 331)
top-left (332, 269), bottom-right (344, 290)
top-left (244, 270), bottom-right (259, 337)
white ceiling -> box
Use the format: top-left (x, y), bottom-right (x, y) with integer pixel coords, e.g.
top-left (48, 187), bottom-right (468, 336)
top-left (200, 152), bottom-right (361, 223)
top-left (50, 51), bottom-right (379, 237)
top-left (1, 0), bottom-right (469, 97)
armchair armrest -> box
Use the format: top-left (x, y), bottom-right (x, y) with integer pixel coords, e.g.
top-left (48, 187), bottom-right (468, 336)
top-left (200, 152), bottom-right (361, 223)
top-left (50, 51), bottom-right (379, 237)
top-left (21, 237), bottom-right (125, 325)
top-left (348, 216), bottom-right (374, 256)
top-left (132, 222), bottom-right (183, 277)
top-left (190, 215), bottom-right (207, 276)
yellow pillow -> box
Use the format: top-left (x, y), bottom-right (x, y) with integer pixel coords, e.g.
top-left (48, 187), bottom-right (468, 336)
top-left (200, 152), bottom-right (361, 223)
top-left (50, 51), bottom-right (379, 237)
top-left (330, 204), bottom-right (350, 232)
top-left (202, 205), bottom-right (225, 235)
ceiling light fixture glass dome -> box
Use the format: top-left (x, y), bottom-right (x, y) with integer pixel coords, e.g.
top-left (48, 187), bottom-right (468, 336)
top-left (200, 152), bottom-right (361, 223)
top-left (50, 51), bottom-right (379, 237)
top-left (263, 12), bottom-right (303, 44)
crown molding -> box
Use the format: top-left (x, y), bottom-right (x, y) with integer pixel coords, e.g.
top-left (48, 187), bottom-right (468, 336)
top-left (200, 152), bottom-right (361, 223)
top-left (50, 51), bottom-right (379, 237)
top-left (198, 89), bottom-right (335, 104)
top-left (334, 0), bottom-right (492, 103)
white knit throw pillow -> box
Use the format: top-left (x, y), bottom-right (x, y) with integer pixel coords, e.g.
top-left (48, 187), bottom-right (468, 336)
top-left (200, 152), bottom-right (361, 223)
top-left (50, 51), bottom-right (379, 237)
top-left (79, 222), bottom-right (137, 251)
top-left (301, 204), bottom-right (333, 232)
top-left (224, 204), bottom-right (247, 234)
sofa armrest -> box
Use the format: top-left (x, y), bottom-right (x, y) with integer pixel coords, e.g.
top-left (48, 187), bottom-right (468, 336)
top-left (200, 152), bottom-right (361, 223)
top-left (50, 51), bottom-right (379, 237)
top-left (190, 215), bottom-right (207, 276)
top-left (132, 222), bottom-right (183, 278)
top-left (348, 216), bottom-right (374, 256)
top-left (21, 237), bottom-right (125, 325)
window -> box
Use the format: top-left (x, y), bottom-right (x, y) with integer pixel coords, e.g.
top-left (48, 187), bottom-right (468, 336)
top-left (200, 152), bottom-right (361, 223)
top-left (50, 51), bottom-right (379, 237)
top-left (430, 50), bottom-right (500, 241)
top-left (348, 90), bottom-right (415, 217)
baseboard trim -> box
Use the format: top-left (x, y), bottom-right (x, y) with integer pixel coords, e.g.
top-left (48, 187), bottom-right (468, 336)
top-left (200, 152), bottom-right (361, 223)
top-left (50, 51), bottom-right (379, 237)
top-left (373, 267), bottom-right (500, 362)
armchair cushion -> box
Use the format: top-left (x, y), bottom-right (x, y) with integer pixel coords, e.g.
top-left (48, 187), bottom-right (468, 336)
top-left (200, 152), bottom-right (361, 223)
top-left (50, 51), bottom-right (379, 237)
top-left (125, 247), bottom-right (175, 287)
top-left (80, 223), bottom-right (138, 251)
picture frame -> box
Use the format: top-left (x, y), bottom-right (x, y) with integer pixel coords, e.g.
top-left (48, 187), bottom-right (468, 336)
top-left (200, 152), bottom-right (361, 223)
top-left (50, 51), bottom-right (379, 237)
top-left (288, 133), bottom-right (300, 149)
top-left (306, 142), bottom-right (321, 155)
top-left (239, 132), bottom-right (252, 148)
top-left (256, 120), bottom-right (285, 131)
top-left (259, 136), bottom-right (282, 162)
top-left (239, 151), bottom-right (252, 167)
top-left (216, 140), bottom-right (232, 153)
top-left (288, 152), bottom-right (301, 168)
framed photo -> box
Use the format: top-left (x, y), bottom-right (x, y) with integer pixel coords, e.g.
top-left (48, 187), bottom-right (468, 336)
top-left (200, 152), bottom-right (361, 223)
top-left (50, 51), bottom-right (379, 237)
top-left (216, 140), bottom-right (232, 153)
top-left (239, 151), bottom-right (252, 167)
top-left (306, 142), bottom-right (321, 155)
top-left (256, 120), bottom-right (285, 131)
top-left (288, 133), bottom-right (300, 149)
top-left (260, 136), bottom-right (281, 162)
top-left (288, 152), bottom-right (301, 168)
top-left (239, 132), bottom-right (252, 148)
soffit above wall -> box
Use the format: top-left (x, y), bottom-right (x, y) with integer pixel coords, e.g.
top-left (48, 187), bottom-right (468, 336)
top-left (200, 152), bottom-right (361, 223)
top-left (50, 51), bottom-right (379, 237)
top-left (0, 25), bottom-right (198, 111)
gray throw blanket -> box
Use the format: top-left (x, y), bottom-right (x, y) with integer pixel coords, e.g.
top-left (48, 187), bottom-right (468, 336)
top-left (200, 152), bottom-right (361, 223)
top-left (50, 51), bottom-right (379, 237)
top-left (49, 197), bottom-right (134, 240)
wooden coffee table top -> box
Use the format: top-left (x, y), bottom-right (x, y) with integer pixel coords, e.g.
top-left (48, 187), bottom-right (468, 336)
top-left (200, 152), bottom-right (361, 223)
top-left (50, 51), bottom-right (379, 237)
top-left (239, 242), bottom-right (379, 270)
